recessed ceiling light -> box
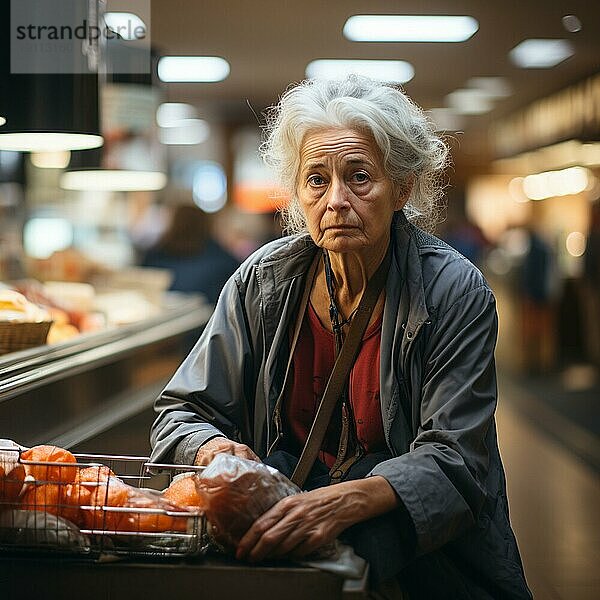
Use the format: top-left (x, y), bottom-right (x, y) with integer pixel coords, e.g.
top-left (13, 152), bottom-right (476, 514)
top-left (159, 119), bottom-right (210, 145)
top-left (103, 12), bottom-right (147, 41)
top-left (509, 39), bottom-right (574, 68)
top-left (305, 60), bottom-right (414, 84)
top-left (0, 117), bottom-right (6, 126)
top-left (562, 15), bottom-right (582, 33)
top-left (446, 89), bottom-right (493, 115)
top-left (158, 56), bottom-right (230, 82)
top-left (343, 15), bottom-right (479, 42)
top-left (156, 103), bottom-right (197, 127)
top-left (61, 169), bottom-right (167, 191)
top-left (0, 132), bottom-right (103, 152)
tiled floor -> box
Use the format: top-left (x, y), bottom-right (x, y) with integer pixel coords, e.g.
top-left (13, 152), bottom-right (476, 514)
top-left (497, 376), bottom-right (600, 600)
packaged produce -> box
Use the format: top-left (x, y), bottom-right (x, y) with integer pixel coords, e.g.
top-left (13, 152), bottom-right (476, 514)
top-left (20, 445), bottom-right (78, 484)
top-left (195, 454), bottom-right (299, 552)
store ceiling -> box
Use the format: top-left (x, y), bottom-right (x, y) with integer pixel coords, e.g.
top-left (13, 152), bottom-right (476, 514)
top-left (148, 0), bottom-right (600, 168)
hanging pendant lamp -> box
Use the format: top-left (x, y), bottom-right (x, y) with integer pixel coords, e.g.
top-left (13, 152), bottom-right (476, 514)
top-left (60, 37), bottom-right (167, 192)
top-left (0, 1), bottom-right (103, 152)
top-left (61, 145), bottom-right (167, 192)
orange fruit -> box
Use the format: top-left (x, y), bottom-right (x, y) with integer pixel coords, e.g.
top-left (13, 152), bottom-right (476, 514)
top-left (82, 478), bottom-right (129, 531)
top-left (76, 465), bottom-right (115, 483)
top-left (19, 482), bottom-right (81, 524)
top-left (0, 462), bottom-right (25, 505)
top-left (163, 474), bottom-right (205, 511)
top-left (21, 482), bottom-right (61, 515)
top-left (21, 445), bottom-right (77, 484)
top-left (118, 489), bottom-right (176, 533)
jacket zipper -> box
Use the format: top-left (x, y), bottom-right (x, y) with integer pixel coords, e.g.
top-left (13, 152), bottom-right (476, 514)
top-left (402, 320), bottom-right (427, 436)
top-left (256, 262), bottom-right (273, 453)
top-left (267, 403), bottom-right (283, 455)
top-left (258, 260), bottom-right (287, 456)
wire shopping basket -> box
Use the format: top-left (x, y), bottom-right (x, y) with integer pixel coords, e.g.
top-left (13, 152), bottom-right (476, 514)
top-left (0, 446), bottom-right (207, 559)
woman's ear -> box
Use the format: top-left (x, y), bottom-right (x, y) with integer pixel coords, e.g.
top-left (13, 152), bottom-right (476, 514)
top-left (394, 176), bottom-right (414, 211)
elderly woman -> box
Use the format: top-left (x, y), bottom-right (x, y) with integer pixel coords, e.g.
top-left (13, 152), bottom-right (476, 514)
top-left (150, 76), bottom-right (531, 599)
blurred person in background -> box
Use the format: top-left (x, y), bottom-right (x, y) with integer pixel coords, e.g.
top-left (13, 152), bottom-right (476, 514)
top-left (213, 206), bottom-right (284, 261)
top-left (440, 212), bottom-right (489, 268)
top-left (141, 203), bottom-right (239, 305)
top-left (519, 226), bottom-right (558, 373)
top-left (583, 202), bottom-right (600, 365)
top-left (150, 76), bottom-right (531, 600)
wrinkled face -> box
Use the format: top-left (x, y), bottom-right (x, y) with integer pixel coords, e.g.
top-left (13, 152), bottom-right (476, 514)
top-left (296, 127), bottom-right (407, 253)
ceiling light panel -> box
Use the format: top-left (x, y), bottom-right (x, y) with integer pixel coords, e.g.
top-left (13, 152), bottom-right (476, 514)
top-left (306, 60), bottom-right (414, 83)
top-left (467, 77), bottom-right (512, 98)
top-left (445, 89), bottom-right (493, 115)
top-left (61, 170), bottom-right (167, 191)
top-left (156, 103), bottom-right (197, 127)
top-left (522, 166), bottom-right (590, 200)
top-left (159, 119), bottom-right (210, 145)
top-left (509, 39), bottom-right (574, 68)
top-left (343, 15), bottom-right (479, 42)
top-left (158, 56), bottom-right (230, 82)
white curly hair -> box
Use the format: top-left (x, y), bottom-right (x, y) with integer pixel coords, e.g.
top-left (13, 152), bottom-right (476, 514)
top-left (261, 75), bottom-right (449, 233)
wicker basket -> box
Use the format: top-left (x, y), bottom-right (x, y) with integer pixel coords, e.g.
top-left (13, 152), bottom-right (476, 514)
top-left (0, 321), bottom-right (52, 355)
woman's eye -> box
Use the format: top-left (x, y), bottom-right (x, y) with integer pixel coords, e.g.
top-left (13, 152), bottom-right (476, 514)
top-left (308, 175), bottom-right (326, 186)
top-left (351, 171), bottom-right (370, 183)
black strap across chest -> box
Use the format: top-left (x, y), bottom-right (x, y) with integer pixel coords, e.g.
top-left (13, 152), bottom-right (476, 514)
top-left (290, 246), bottom-right (391, 488)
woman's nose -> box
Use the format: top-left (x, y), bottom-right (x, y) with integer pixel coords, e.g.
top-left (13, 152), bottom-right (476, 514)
top-left (326, 177), bottom-right (351, 212)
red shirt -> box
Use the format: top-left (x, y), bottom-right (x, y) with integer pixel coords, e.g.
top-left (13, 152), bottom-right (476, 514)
top-left (283, 303), bottom-right (386, 468)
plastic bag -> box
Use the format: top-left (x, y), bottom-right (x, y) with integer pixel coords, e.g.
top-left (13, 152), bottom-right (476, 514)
top-left (195, 454), bottom-right (300, 552)
top-left (0, 439), bottom-right (25, 505)
top-left (0, 509), bottom-right (90, 552)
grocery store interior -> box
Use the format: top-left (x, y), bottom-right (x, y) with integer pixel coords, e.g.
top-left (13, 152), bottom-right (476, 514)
top-left (1, 1), bottom-right (599, 599)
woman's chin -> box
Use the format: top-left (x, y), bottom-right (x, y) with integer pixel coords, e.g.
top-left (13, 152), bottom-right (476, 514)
top-left (319, 236), bottom-right (366, 254)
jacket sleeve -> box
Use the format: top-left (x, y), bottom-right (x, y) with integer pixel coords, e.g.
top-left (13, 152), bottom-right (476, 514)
top-left (370, 284), bottom-right (497, 555)
top-left (149, 273), bottom-right (257, 466)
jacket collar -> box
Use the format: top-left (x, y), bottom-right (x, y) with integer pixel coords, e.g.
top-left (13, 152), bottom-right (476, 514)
top-left (391, 211), bottom-right (430, 335)
top-left (256, 210), bottom-right (430, 334)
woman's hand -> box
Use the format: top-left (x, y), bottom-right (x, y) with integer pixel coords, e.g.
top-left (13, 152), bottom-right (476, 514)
top-left (194, 437), bottom-right (260, 466)
top-left (236, 475), bottom-right (398, 562)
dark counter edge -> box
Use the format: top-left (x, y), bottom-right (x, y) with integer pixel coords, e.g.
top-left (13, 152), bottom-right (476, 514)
top-left (0, 294), bottom-right (213, 404)
top-left (0, 554), bottom-right (368, 600)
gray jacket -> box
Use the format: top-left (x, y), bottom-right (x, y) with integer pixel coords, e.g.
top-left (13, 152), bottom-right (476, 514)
top-left (150, 212), bottom-right (531, 599)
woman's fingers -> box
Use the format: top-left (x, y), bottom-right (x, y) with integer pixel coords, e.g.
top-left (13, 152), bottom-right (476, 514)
top-left (267, 525), bottom-right (323, 559)
top-left (237, 492), bottom-right (343, 562)
top-left (233, 444), bottom-right (260, 462)
top-left (236, 501), bottom-right (288, 560)
top-left (288, 533), bottom-right (327, 559)
top-left (194, 438), bottom-right (260, 465)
